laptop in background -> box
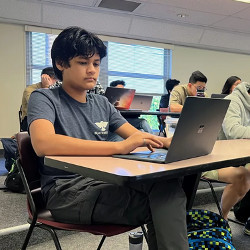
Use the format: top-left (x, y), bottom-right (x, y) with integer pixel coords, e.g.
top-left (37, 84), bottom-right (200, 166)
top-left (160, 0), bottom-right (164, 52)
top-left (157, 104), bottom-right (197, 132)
top-left (113, 97), bottom-right (230, 164)
top-left (130, 95), bottom-right (153, 111)
top-left (105, 87), bottom-right (136, 110)
top-left (211, 94), bottom-right (227, 99)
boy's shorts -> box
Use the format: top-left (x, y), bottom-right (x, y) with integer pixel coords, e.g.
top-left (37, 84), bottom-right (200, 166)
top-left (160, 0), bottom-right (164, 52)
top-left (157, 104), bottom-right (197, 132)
top-left (201, 170), bottom-right (219, 180)
top-left (202, 163), bottom-right (250, 181)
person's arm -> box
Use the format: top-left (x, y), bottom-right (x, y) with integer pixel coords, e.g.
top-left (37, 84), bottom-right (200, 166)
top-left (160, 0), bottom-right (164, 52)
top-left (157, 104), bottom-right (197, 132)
top-left (30, 119), bottom-right (165, 157)
top-left (169, 87), bottom-right (183, 112)
top-left (222, 100), bottom-right (250, 139)
top-left (169, 103), bottom-right (183, 113)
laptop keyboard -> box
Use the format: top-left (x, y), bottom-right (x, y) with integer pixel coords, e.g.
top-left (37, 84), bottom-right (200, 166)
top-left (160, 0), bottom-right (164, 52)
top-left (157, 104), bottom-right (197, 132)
top-left (136, 152), bottom-right (166, 160)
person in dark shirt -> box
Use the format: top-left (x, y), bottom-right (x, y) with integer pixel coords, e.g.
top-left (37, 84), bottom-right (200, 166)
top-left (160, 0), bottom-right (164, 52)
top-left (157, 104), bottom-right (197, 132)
top-left (159, 79), bottom-right (180, 108)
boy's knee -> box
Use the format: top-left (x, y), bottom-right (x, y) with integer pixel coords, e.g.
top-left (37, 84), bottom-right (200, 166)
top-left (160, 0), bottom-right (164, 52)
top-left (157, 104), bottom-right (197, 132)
top-left (233, 167), bottom-right (250, 195)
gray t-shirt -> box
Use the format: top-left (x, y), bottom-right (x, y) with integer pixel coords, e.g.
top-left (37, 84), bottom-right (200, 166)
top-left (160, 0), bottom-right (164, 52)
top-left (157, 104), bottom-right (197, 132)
top-left (28, 86), bottom-right (127, 195)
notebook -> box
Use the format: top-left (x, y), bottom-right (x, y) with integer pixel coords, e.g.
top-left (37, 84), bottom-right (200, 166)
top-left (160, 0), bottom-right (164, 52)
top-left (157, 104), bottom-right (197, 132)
top-left (105, 87), bottom-right (136, 110)
top-left (113, 97), bottom-right (230, 164)
top-left (211, 94), bottom-right (227, 99)
top-left (130, 95), bottom-right (153, 111)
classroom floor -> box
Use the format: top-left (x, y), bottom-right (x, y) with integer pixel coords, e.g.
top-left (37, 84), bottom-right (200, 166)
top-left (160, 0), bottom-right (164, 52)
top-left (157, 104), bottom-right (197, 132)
top-left (0, 153), bottom-right (249, 250)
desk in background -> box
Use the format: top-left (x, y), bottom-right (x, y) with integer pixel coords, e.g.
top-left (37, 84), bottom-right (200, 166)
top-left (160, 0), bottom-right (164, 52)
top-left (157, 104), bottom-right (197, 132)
top-left (120, 110), bottom-right (180, 118)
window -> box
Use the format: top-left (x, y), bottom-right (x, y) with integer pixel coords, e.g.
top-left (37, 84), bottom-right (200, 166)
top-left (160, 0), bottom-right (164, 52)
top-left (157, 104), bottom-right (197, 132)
top-left (26, 32), bottom-right (57, 85)
top-left (105, 42), bottom-right (171, 95)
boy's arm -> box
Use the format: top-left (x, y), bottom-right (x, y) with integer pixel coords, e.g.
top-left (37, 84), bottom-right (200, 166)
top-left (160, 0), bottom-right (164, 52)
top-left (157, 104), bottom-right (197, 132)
top-left (30, 119), bottom-right (164, 157)
top-left (169, 103), bottom-right (183, 112)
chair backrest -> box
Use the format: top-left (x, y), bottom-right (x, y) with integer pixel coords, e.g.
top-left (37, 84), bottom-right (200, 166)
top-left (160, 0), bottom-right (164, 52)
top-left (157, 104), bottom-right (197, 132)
top-left (16, 132), bottom-right (40, 189)
top-left (159, 107), bottom-right (169, 121)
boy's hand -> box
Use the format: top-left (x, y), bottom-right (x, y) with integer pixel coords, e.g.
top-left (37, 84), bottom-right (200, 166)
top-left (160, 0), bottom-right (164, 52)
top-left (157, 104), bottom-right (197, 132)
top-left (118, 132), bottom-right (164, 155)
top-left (161, 136), bottom-right (172, 149)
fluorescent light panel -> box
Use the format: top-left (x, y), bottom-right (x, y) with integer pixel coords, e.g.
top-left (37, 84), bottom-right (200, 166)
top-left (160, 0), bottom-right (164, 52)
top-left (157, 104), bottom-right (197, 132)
top-left (234, 0), bottom-right (250, 3)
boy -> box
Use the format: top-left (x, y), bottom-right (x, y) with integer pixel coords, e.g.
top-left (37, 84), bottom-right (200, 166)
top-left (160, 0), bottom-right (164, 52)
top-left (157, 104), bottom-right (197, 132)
top-left (28, 27), bottom-right (188, 250)
top-left (169, 71), bottom-right (207, 112)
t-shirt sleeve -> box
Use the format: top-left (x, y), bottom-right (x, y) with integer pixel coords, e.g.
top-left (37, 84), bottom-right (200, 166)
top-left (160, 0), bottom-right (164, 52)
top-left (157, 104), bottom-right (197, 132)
top-left (27, 90), bottom-right (56, 128)
top-left (169, 87), bottom-right (182, 105)
top-left (107, 102), bottom-right (127, 132)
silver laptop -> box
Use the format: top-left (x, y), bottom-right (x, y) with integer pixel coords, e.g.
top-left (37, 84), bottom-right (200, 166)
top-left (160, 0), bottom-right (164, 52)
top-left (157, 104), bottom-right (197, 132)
top-left (113, 97), bottom-right (230, 163)
top-left (130, 95), bottom-right (153, 111)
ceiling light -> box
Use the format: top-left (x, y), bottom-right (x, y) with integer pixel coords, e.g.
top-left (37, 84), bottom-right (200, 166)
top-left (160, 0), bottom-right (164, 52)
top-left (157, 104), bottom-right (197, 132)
top-left (177, 13), bottom-right (189, 18)
top-left (234, 0), bottom-right (250, 3)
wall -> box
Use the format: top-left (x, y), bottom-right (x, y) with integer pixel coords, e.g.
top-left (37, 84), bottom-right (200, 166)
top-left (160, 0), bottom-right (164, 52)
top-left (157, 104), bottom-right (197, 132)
top-left (1, 22), bottom-right (250, 143)
top-left (0, 23), bottom-right (25, 142)
top-left (172, 46), bottom-right (250, 95)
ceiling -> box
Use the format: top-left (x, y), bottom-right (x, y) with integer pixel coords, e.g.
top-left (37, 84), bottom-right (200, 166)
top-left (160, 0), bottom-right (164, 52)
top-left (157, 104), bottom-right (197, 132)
top-left (42, 0), bottom-right (250, 34)
top-left (2, 0), bottom-right (250, 54)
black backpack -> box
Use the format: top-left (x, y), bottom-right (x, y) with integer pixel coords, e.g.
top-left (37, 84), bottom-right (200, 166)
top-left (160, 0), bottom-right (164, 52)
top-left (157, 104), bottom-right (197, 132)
top-left (0, 138), bottom-right (24, 193)
top-left (233, 190), bottom-right (250, 223)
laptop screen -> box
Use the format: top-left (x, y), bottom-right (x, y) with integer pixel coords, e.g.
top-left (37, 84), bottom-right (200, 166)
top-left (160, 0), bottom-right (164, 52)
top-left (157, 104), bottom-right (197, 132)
top-left (105, 87), bottom-right (136, 110)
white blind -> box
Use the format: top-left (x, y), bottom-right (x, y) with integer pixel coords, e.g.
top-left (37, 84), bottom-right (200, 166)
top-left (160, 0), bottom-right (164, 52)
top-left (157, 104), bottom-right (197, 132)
top-left (26, 32), bottom-right (57, 85)
top-left (105, 42), bottom-right (171, 94)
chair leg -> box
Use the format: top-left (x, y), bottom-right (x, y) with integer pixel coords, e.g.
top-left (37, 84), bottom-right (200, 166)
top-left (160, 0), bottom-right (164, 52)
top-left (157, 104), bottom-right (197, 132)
top-left (141, 225), bottom-right (148, 244)
top-left (21, 220), bottom-right (37, 250)
top-left (39, 225), bottom-right (62, 250)
top-left (206, 180), bottom-right (223, 217)
top-left (97, 235), bottom-right (106, 250)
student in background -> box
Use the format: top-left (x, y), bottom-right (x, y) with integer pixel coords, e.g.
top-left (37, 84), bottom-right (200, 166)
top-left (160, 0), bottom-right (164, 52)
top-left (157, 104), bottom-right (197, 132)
top-left (221, 76), bottom-right (241, 95)
top-left (28, 26), bottom-right (189, 249)
top-left (159, 79), bottom-right (180, 108)
top-left (20, 67), bottom-right (57, 131)
top-left (107, 80), bottom-right (153, 142)
top-left (110, 80), bottom-right (126, 88)
top-left (202, 82), bottom-right (250, 222)
top-left (169, 71), bottom-right (207, 112)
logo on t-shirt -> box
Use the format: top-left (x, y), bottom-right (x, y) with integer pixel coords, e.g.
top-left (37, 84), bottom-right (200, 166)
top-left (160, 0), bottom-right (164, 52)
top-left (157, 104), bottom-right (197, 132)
top-left (95, 121), bottom-right (108, 135)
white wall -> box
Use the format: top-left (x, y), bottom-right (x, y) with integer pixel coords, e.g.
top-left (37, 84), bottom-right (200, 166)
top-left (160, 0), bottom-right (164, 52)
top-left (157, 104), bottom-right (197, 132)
top-left (1, 22), bottom-right (250, 143)
top-left (172, 46), bottom-right (250, 96)
top-left (0, 23), bottom-right (25, 142)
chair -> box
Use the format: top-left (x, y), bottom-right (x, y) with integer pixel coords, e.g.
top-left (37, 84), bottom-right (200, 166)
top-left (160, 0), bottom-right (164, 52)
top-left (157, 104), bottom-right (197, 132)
top-left (16, 132), bottom-right (148, 250)
top-left (157, 108), bottom-right (169, 137)
top-left (200, 177), bottom-right (244, 226)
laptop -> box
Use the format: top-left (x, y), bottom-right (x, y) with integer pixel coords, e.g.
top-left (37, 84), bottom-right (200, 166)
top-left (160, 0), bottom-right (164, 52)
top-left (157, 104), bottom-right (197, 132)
top-left (211, 94), bottom-right (227, 99)
top-left (130, 95), bottom-right (153, 111)
top-left (105, 87), bottom-right (136, 110)
top-left (113, 97), bottom-right (230, 164)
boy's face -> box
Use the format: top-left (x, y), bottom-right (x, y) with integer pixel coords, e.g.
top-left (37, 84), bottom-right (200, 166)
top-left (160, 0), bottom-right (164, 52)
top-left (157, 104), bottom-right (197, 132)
top-left (188, 81), bottom-right (206, 96)
top-left (57, 53), bottom-right (100, 91)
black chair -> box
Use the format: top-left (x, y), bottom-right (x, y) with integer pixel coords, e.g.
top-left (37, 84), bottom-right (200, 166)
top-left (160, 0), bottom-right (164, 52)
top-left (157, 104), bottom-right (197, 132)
top-left (16, 132), bottom-right (148, 250)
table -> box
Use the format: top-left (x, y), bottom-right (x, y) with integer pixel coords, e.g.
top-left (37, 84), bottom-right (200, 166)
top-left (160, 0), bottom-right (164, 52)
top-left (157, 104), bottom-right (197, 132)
top-left (44, 139), bottom-right (250, 209)
top-left (120, 110), bottom-right (180, 119)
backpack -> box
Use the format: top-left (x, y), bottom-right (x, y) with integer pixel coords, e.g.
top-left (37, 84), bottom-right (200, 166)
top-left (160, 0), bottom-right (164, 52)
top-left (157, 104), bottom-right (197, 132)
top-left (0, 138), bottom-right (24, 193)
top-left (233, 190), bottom-right (250, 223)
top-left (187, 209), bottom-right (236, 250)
top-left (4, 160), bottom-right (24, 193)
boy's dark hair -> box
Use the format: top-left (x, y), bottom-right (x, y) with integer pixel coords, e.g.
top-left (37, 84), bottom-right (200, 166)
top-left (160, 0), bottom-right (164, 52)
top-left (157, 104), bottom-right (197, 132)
top-left (189, 71), bottom-right (207, 84)
top-left (166, 79), bottom-right (180, 93)
top-left (110, 80), bottom-right (126, 87)
top-left (41, 67), bottom-right (56, 79)
top-left (51, 27), bottom-right (107, 81)
top-left (221, 76), bottom-right (241, 94)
